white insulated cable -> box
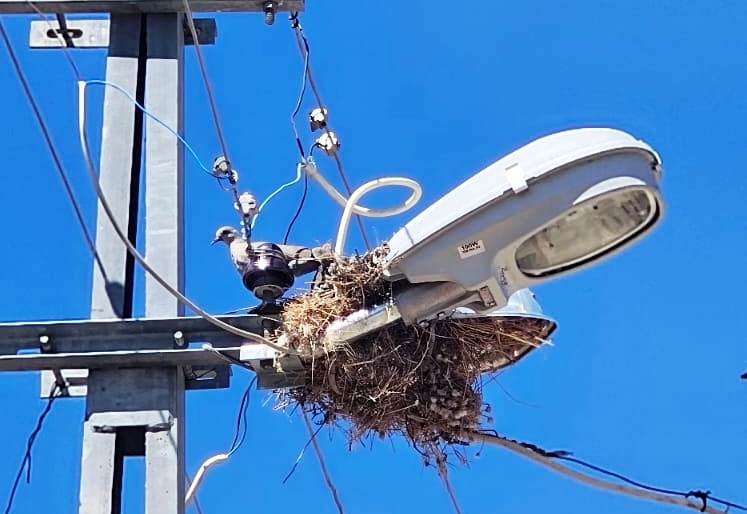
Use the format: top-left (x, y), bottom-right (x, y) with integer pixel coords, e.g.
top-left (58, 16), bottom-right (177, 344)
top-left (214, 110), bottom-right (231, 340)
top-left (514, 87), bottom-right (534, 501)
top-left (77, 80), bottom-right (300, 356)
top-left (304, 160), bottom-right (422, 219)
top-left (334, 177), bottom-right (421, 255)
top-left (185, 453), bottom-right (229, 505)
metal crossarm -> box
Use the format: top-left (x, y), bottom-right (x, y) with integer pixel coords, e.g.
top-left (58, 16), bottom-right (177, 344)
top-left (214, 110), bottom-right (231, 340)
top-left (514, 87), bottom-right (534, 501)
top-left (0, 3), bottom-right (304, 511)
top-left (0, 347), bottom-right (245, 372)
top-left (0, 314), bottom-right (273, 354)
top-left (0, 0), bottom-right (303, 14)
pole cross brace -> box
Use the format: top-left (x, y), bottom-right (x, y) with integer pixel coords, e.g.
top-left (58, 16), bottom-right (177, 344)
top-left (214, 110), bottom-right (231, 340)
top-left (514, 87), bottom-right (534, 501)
top-left (0, 0), bottom-right (304, 14)
top-left (0, 314), bottom-right (273, 395)
top-left (29, 18), bottom-right (217, 48)
top-left (93, 421), bottom-right (172, 433)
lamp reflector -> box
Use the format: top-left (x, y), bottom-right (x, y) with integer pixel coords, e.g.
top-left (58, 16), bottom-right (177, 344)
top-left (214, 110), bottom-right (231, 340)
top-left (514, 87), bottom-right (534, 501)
top-left (515, 188), bottom-right (659, 277)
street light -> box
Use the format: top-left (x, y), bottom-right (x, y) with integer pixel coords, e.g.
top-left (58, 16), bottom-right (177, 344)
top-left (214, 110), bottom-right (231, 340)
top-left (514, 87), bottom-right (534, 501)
top-left (324, 127), bottom-right (664, 344)
top-left (384, 127), bottom-right (663, 322)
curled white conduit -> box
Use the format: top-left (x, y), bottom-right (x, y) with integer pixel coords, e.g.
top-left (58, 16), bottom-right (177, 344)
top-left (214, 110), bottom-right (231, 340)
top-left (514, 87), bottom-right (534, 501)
top-left (305, 160), bottom-right (422, 219)
top-left (334, 177), bottom-right (422, 255)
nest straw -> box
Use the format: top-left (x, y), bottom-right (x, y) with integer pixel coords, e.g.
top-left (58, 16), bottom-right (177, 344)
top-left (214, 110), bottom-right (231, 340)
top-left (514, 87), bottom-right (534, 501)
top-left (277, 246), bottom-right (554, 460)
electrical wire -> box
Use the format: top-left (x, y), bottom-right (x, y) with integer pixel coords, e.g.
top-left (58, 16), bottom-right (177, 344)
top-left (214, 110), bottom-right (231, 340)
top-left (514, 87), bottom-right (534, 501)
top-left (201, 344), bottom-right (258, 372)
top-left (181, 0), bottom-right (231, 166)
top-left (282, 416), bottom-right (325, 484)
top-left (284, 14), bottom-right (423, 254)
top-left (182, 0), bottom-right (253, 240)
top-left (290, 27), bottom-right (310, 160)
top-left (184, 471), bottom-right (205, 514)
top-left (25, 1), bottom-right (82, 79)
top-left (3, 385), bottom-right (61, 514)
top-left (28, 2), bottom-right (237, 202)
top-left (25, 4), bottom-right (236, 197)
top-left (54, 13), bottom-right (75, 48)
top-left (283, 172), bottom-right (308, 244)
top-left (0, 19), bottom-right (108, 282)
top-left (555, 455), bottom-right (747, 512)
top-left (227, 377), bottom-right (256, 456)
top-left (268, 22), bottom-right (312, 238)
top-left (466, 431), bottom-right (745, 514)
top-left (77, 80), bottom-right (300, 355)
top-left (430, 444), bottom-right (463, 514)
top-left (223, 306), bottom-right (251, 315)
top-left (302, 412), bottom-right (345, 514)
top-left (251, 162), bottom-right (303, 230)
top-left (288, 13), bottom-right (371, 250)
top-left (84, 80), bottom-right (228, 181)
top-left (185, 377), bottom-right (257, 505)
top-left (6, 10), bottom-right (269, 354)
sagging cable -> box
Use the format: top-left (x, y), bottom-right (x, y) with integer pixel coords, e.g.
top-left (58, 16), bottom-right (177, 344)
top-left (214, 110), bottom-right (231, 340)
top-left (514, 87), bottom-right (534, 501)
top-left (77, 80), bottom-right (300, 356)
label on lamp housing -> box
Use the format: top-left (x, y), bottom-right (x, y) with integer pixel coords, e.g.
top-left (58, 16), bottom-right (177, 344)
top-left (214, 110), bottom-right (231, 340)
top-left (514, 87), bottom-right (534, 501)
top-left (458, 239), bottom-right (486, 259)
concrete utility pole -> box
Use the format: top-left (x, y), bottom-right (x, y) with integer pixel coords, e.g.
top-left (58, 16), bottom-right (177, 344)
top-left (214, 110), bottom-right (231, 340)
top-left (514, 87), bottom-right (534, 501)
top-left (0, 1), bottom-right (303, 513)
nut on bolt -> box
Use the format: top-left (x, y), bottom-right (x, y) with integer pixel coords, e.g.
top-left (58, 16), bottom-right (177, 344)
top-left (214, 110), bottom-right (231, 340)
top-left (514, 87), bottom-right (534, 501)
top-left (39, 335), bottom-right (52, 352)
top-left (173, 331), bottom-right (186, 347)
top-left (263, 1), bottom-right (276, 25)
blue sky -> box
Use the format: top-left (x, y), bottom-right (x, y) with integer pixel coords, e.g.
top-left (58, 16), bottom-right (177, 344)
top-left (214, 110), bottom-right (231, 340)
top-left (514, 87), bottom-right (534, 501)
top-left (0, 1), bottom-right (745, 513)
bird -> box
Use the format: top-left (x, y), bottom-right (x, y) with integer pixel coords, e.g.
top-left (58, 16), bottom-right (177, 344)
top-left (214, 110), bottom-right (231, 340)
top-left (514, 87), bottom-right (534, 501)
top-left (211, 226), bottom-right (295, 307)
top-left (211, 226), bottom-right (251, 274)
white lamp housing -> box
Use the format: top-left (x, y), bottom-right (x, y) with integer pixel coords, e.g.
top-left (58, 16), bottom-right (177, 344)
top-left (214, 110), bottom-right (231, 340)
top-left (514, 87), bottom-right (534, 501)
top-left (384, 128), bottom-right (663, 322)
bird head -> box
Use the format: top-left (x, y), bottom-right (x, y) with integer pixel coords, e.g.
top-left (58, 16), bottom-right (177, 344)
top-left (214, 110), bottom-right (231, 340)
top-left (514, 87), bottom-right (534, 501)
top-left (211, 226), bottom-right (240, 246)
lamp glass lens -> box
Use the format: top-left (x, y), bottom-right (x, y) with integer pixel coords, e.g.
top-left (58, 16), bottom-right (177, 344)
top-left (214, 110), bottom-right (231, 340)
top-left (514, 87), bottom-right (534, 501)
top-left (515, 188), bottom-right (657, 277)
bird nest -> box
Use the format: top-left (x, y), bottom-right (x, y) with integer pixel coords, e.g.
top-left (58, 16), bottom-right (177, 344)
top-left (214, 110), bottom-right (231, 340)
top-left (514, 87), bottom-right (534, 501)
top-left (276, 246), bottom-right (554, 458)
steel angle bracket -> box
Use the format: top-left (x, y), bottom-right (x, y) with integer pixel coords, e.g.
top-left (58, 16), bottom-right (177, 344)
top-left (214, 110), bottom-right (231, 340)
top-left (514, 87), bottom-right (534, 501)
top-left (29, 18), bottom-right (216, 48)
top-left (0, 314), bottom-right (272, 353)
top-left (1, 0), bottom-right (304, 14)
top-left (0, 314), bottom-right (275, 395)
top-left (239, 343), bottom-right (306, 390)
top-left (0, 347), bottom-right (246, 372)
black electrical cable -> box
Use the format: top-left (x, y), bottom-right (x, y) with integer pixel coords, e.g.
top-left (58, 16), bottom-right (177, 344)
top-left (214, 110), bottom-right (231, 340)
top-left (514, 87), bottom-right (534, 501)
top-left (204, 347), bottom-right (258, 372)
top-left (282, 418), bottom-right (325, 484)
top-left (4, 385), bottom-right (61, 514)
top-left (25, 2), bottom-right (82, 79)
top-left (54, 13), bottom-right (75, 48)
top-left (287, 13), bottom-right (371, 250)
top-left (283, 172), bottom-right (308, 244)
top-left (29, 1), bottom-right (234, 195)
top-left (0, 19), bottom-right (108, 281)
top-left (554, 455), bottom-right (746, 512)
top-left (227, 376), bottom-right (257, 456)
top-left (289, 18), bottom-right (310, 161)
top-left (182, 0), bottom-right (231, 167)
top-left (497, 434), bottom-right (747, 513)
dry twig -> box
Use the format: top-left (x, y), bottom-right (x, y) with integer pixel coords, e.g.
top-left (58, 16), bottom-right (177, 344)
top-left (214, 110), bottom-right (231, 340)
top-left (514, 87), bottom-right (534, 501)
top-left (277, 247), bottom-right (554, 462)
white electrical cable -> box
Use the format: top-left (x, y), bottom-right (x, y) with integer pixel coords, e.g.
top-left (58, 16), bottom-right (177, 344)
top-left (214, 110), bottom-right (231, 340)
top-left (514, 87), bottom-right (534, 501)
top-left (334, 177), bottom-right (422, 255)
top-left (185, 454), bottom-right (229, 505)
top-left (77, 80), bottom-right (300, 356)
top-left (304, 160), bottom-right (422, 218)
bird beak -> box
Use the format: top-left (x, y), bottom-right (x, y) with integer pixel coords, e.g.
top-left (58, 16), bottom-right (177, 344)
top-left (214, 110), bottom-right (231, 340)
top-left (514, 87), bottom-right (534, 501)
top-left (210, 237), bottom-right (221, 246)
